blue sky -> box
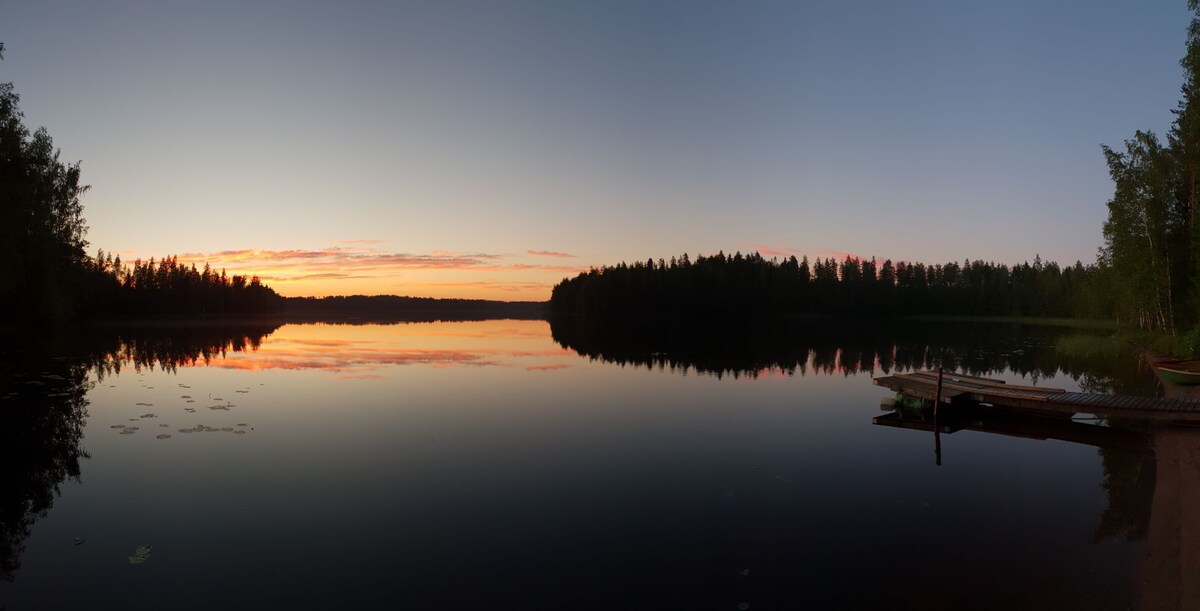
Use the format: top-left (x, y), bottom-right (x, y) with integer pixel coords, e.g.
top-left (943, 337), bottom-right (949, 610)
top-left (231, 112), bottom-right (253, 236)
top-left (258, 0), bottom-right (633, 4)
top-left (2, 1), bottom-right (1191, 298)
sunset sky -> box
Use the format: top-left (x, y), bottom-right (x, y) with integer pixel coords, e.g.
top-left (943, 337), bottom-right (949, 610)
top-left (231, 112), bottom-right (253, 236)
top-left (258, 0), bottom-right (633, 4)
top-left (2, 1), bottom-right (1191, 300)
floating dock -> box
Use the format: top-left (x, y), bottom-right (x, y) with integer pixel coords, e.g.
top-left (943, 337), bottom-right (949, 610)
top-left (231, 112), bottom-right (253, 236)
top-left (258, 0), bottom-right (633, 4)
top-left (873, 369), bottom-right (1200, 422)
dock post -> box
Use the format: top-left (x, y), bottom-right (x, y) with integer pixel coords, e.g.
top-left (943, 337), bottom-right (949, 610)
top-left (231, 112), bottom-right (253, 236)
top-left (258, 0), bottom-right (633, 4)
top-left (933, 367), bottom-right (943, 466)
top-left (933, 367), bottom-right (943, 417)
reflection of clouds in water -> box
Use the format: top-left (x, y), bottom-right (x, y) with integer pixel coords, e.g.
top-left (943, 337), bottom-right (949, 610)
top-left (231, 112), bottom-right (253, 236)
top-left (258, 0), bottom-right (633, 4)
top-left (205, 346), bottom-right (568, 374)
top-left (267, 337), bottom-right (376, 347)
top-left (526, 364), bottom-right (571, 372)
top-left (93, 321), bottom-right (570, 377)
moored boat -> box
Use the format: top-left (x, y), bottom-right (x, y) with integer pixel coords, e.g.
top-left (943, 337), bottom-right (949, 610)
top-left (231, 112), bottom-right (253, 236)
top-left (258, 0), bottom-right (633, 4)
top-left (1153, 360), bottom-right (1200, 385)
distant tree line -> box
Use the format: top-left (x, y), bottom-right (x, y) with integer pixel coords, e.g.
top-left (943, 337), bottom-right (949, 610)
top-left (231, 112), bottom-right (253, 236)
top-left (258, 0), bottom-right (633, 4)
top-left (0, 43), bottom-right (282, 322)
top-left (78, 253), bottom-right (283, 319)
top-left (549, 251), bottom-right (1108, 321)
top-left (283, 295), bottom-right (545, 322)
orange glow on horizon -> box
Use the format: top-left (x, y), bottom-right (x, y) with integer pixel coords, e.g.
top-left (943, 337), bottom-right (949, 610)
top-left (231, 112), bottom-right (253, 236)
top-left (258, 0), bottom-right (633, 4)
top-left (157, 246), bottom-right (588, 301)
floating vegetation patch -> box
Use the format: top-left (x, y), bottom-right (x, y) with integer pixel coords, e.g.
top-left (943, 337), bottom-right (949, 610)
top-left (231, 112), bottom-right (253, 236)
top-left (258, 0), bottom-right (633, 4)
top-left (235, 390), bottom-right (248, 394)
top-left (236, 423), bottom-right (247, 427)
top-left (128, 545), bottom-right (152, 564)
top-left (156, 434), bottom-right (171, 440)
top-left (110, 424), bottom-right (125, 429)
top-left (140, 413), bottom-right (156, 418)
top-left (208, 404), bottom-right (233, 411)
top-left (135, 402), bottom-right (153, 406)
top-left (177, 424), bottom-right (244, 435)
top-left (183, 407), bottom-right (197, 413)
top-left (181, 395), bottom-right (191, 399)
top-left (119, 427), bottom-right (139, 435)
top-left (158, 423), bottom-right (169, 427)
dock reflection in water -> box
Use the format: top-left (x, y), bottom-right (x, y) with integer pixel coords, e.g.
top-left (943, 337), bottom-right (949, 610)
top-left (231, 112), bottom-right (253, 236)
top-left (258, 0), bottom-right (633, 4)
top-left (875, 397), bottom-right (1200, 611)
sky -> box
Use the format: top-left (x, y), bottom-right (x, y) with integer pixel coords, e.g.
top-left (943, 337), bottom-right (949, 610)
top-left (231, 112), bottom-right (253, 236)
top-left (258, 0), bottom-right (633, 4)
top-left (2, 1), bottom-right (1193, 300)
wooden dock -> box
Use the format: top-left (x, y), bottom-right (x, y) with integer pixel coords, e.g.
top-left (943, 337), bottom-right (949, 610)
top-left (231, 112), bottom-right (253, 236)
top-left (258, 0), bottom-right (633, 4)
top-left (874, 369), bottom-right (1200, 422)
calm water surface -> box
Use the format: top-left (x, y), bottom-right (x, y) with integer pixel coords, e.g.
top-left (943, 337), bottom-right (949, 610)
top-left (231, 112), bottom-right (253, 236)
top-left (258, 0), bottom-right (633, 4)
top-left (0, 319), bottom-right (1176, 609)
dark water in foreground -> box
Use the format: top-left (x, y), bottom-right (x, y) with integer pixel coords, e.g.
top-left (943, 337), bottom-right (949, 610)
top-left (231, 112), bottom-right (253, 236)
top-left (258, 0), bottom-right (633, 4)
top-left (0, 319), bottom-right (1179, 609)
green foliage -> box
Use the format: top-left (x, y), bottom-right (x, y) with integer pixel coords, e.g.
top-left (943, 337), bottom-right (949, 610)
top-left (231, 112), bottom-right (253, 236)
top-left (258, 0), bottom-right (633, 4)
top-left (1101, 2), bottom-right (1200, 333)
top-left (1181, 326), bottom-right (1200, 357)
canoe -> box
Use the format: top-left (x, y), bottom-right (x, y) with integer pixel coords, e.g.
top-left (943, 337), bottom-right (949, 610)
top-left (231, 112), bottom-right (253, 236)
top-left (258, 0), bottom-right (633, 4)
top-left (1153, 361), bottom-right (1200, 385)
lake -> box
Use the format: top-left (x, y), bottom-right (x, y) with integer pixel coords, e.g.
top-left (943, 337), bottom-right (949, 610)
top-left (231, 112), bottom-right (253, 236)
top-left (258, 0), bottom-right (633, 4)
top-left (0, 318), bottom-right (1177, 609)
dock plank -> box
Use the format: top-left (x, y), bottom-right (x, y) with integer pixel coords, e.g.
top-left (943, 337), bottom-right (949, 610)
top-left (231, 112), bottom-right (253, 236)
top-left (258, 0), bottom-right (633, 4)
top-left (875, 371), bottom-right (1200, 422)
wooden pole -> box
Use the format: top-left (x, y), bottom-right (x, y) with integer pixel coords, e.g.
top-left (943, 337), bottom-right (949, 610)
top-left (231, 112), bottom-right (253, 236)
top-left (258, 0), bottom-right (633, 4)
top-left (933, 367), bottom-right (943, 466)
top-left (933, 367), bottom-right (943, 418)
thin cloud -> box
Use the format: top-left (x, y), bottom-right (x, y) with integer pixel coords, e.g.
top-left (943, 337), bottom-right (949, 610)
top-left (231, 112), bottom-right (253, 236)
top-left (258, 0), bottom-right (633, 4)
top-left (170, 246), bottom-right (581, 284)
top-left (428, 281), bottom-right (554, 292)
top-left (527, 250), bottom-right (577, 258)
top-left (745, 243), bottom-right (802, 258)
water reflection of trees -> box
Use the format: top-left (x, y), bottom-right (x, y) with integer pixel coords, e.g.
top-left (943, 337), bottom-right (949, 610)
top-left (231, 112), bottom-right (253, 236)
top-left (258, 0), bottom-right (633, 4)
top-left (551, 317), bottom-right (1156, 393)
top-left (0, 323), bottom-right (278, 580)
top-left (79, 323), bottom-right (280, 377)
top-left (0, 353), bottom-right (89, 580)
top-left (1095, 443), bottom-right (1156, 543)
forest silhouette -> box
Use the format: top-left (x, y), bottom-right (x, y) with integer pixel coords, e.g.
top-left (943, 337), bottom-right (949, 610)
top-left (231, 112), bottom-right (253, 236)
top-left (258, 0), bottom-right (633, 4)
top-left (550, 251), bottom-right (1104, 321)
top-left (0, 42), bottom-right (284, 323)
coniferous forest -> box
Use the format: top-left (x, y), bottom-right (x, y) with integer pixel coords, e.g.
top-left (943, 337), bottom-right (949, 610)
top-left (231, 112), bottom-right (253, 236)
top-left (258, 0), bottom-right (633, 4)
top-left (0, 43), bottom-right (283, 323)
top-left (549, 252), bottom-right (1104, 320)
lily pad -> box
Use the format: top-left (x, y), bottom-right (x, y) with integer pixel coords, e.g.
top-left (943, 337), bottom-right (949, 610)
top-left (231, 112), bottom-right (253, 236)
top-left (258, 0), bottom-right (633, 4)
top-left (128, 544), bottom-right (152, 564)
